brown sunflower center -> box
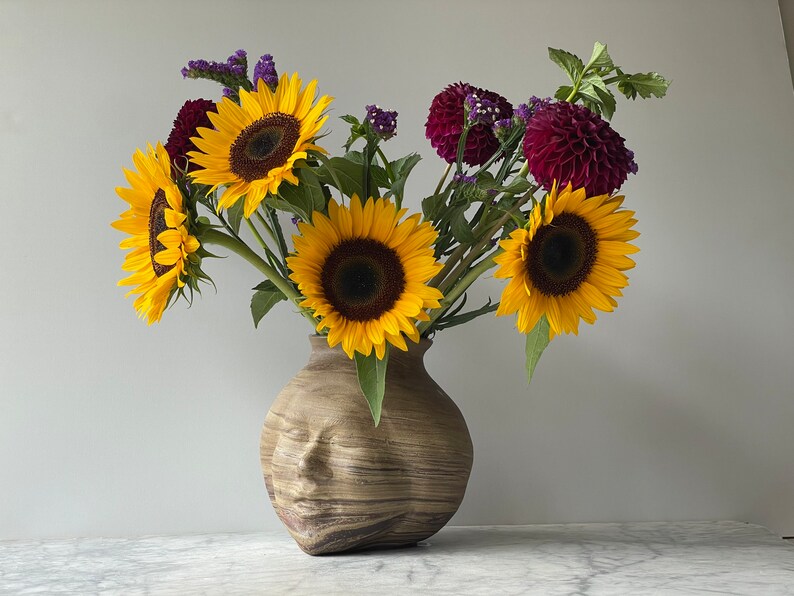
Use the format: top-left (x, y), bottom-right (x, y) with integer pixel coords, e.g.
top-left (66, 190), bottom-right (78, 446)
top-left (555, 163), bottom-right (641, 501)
top-left (148, 189), bottom-right (173, 277)
top-left (228, 112), bottom-right (301, 183)
top-left (526, 213), bottom-right (597, 296)
top-left (321, 239), bottom-right (406, 322)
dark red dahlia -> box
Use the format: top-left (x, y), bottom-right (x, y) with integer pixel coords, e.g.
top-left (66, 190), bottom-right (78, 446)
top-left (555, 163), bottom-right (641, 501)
top-left (425, 82), bottom-right (512, 167)
top-left (523, 101), bottom-right (637, 197)
top-left (164, 98), bottom-right (217, 174)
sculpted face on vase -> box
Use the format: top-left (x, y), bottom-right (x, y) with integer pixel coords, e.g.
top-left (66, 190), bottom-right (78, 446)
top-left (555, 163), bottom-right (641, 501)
top-left (265, 389), bottom-right (414, 554)
top-left (260, 338), bottom-right (474, 556)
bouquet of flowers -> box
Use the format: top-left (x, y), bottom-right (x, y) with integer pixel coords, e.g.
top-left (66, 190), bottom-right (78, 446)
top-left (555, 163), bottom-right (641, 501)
top-left (113, 44), bottom-right (668, 423)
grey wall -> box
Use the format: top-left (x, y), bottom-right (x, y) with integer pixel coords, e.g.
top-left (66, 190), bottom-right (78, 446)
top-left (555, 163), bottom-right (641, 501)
top-left (1, 0), bottom-right (793, 539)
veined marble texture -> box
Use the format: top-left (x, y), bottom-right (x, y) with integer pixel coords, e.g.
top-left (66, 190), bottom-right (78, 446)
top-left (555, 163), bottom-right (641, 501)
top-left (1, 521), bottom-right (792, 595)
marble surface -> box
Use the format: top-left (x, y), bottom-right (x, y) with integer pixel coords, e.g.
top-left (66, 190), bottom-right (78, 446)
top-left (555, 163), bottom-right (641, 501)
top-left (1, 521), bottom-right (792, 595)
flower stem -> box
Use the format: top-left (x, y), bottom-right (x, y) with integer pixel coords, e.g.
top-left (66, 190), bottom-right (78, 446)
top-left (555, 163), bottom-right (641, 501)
top-left (202, 228), bottom-right (317, 329)
top-left (434, 163), bottom-right (452, 196)
top-left (419, 250), bottom-right (503, 335)
top-left (245, 218), bottom-right (285, 276)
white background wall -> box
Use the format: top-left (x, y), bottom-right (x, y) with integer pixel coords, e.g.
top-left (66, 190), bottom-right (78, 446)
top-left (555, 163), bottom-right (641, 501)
top-left (1, 0), bottom-right (793, 540)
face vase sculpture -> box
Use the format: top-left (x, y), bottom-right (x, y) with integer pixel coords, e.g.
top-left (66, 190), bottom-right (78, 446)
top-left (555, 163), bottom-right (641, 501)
top-left (260, 336), bottom-right (473, 555)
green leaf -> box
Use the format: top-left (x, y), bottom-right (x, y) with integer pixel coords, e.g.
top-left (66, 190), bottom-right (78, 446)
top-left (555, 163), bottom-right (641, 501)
top-left (450, 206), bottom-right (476, 243)
top-left (250, 280), bottom-right (287, 328)
top-left (616, 72), bottom-right (671, 100)
top-left (554, 85), bottom-right (574, 102)
top-left (340, 114), bottom-right (361, 127)
top-left (525, 315), bottom-right (551, 384)
top-left (501, 177), bottom-right (532, 195)
top-left (585, 42), bottom-right (614, 71)
top-left (592, 84), bottom-right (617, 120)
top-left (370, 164), bottom-right (390, 192)
top-left (226, 198), bottom-right (245, 235)
top-left (315, 157), bottom-right (367, 199)
top-left (422, 187), bottom-right (450, 221)
top-left (386, 153), bottom-right (421, 200)
top-left (435, 298), bottom-right (499, 330)
top-left (354, 348), bottom-right (389, 426)
top-left (548, 47), bottom-right (584, 84)
top-left (272, 168), bottom-right (325, 222)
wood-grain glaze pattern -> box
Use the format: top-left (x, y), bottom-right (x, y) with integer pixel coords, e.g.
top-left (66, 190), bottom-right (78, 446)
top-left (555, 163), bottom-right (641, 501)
top-left (260, 336), bottom-right (473, 555)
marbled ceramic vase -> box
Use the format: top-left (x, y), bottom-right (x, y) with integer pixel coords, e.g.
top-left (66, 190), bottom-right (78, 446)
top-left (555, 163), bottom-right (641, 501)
top-left (260, 336), bottom-right (473, 555)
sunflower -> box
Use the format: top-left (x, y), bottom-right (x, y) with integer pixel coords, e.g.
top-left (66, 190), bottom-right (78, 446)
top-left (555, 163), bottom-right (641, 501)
top-left (188, 73), bottom-right (333, 218)
top-left (287, 196), bottom-right (443, 359)
top-left (494, 182), bottom-right (639, 338)
top-left (112, 143), bottom-right (200, 324)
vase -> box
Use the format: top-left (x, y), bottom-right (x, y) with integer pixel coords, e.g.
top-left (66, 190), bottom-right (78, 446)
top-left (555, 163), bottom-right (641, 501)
top-left (260, 335), bottom-right (473, 555)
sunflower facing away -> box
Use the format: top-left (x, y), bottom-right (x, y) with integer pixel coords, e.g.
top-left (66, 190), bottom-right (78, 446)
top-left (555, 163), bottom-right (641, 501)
top-left (188, 73), bottom-right (333, 218)
top-left (287, 196), bottom-right (443, 359)
top-left (494, 182), bottom-right (639, 338)
top-left (112, 143), bottom-right (200, 324)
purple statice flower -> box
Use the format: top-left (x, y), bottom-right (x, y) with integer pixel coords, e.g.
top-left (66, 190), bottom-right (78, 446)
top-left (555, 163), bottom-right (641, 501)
top-left (465, 92), bottom-right (504, 127)
top-left (492, 117), bottom-right (513, 142)
top-left (291, 216), bottom-right (300, 226)
top-left (514, 103), bottom-right (532, 122)
top-left (253, 53), bottom-right (279, 92)
top-left (365, 105), bottom-right (398, 140)
top-left (515, 96), bottom-right (554, 123)
top-left (181, 50), bottom-right (250, 93)
top-left (452, 173), bottom-right (477, 185)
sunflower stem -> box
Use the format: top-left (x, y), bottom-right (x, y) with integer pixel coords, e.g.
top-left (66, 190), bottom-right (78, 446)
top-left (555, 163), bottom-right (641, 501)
top-left (376, 146), bottom-right (399, 206)
top-left (434, 163), bottom-right (452, 196)
top-left (419, 250), bottom-right (503, 335)
top-left (437, 186), bottom-right (536, 296)
top-left (245, 218), bottom-right (286, 277)
top-left (264, 207), bottom-right (289, 264)
top-left (202, 229), bottom-right (317, 329)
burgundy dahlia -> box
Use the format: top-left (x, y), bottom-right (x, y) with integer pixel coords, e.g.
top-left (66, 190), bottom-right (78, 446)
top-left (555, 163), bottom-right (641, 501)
top-left (164, 98), bottom-right (217, 174)
top-left (523, 101), bottom-right (637, 197)
top-left (425, 82), bottom-right (512, 167)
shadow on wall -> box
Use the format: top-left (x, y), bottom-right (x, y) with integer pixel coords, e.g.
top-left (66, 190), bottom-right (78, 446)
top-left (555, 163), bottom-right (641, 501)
top-left (780, 0), bottom-right (794, 89)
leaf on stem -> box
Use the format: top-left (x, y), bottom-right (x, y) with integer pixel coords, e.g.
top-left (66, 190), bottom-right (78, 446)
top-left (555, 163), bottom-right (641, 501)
top-left (316, 156), bottom-right (367, 199)
top-left (548, 48), bottom-right (584, 84)
top-left (434, 298), bottom-right (499, 331)
top-left (251, 280), bottom-right (287, 328)
top-left (525, 315), bottom-right (551, 384)
top-left (226, 199), bottom-right (245, 235)
top-left (354, 348), bottom-right (389, 426)
top-left (616, 72), bottom-right (671, 100)
top-left (272, 168), bottom-right (326, 222)
top-left (385, 153), bottom-right (421, 200)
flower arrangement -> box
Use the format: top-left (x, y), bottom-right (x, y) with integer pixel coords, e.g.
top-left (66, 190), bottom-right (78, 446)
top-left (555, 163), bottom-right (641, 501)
top-left (113, 44), bottom-right (668, 424)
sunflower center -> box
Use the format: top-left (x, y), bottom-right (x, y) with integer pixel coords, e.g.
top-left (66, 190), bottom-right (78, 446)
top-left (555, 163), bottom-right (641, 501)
top-left (321, 239), bottom-right (406, 322)
top-left (526, 213), bottom-right (597, 296)
top-left (148, 189), bottom-right (174, 278)
top-left (228, 112), bottom-right (301, 183)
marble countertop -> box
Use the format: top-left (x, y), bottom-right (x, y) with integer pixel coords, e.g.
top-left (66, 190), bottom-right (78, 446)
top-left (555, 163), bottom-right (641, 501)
top-left (1, 521), bottom-right (793, 595)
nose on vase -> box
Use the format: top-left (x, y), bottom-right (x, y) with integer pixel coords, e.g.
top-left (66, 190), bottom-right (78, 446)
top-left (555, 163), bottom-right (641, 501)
top-left (297, 439), bottom-right (334, 481)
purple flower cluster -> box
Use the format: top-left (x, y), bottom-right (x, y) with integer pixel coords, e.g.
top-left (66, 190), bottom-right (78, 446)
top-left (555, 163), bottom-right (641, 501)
top-left (253, 54), bottom-right (279, 92)
top-left (465, 92), bottom-right (504, 127)
top-left (181, 50), bottom-right (251, 98)
top-left (365, 105), bottom-right (398, 140)
top-left (492, 118), bottom-right (513, 142)
top-left (181, 50), bottom-right (248, 79)
top-left (515, 96), bottom-right (553, 122)
top-left (452, 173), bottom-right (477, 185)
